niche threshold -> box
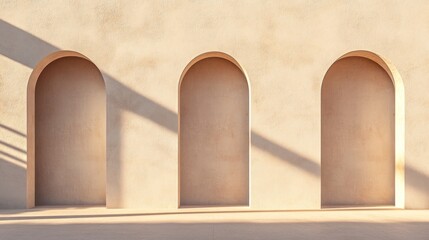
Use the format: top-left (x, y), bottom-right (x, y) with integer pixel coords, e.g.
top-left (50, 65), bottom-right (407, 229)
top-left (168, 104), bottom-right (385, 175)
top-left (322, 205), bottom-right (399, 210)
top-left (178, 205), bottom-right (250, 212)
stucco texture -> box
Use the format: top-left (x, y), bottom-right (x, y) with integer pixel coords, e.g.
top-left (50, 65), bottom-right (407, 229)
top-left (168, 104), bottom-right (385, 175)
top-left (321, 56), bottom-right (395, 207)
top-left (35, 57), bottom-right (106, 206)
top-left (0, 0), bottom-right (428, 209)
top-left (179, 57), bottom-right (249, 206)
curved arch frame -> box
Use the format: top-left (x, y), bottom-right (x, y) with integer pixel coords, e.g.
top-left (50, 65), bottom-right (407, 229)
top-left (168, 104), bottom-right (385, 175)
top-left (321, 50), bottom-right (405, 208)
top-left (178, 51), bottom-right (252, 207)
top-left (27, 50), bottom-right (106, 208)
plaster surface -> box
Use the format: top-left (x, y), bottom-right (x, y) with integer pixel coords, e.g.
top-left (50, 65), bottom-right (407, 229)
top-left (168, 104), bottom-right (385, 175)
top-left (179, 57), bottom-right (249, 206)
top-left (0, 0), bottom-right (428, 209)
top-left (35, 57), bottom-right (106, 205)
top-left (321, 57), bottom-right (395, 207)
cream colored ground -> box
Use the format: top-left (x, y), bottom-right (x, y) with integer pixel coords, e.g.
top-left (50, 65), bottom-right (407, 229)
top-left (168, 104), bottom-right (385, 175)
top-left (0, 208), bottom-right (428, 239)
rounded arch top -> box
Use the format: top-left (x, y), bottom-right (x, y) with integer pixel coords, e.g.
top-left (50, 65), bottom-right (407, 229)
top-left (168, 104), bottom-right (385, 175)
top-left (178, 51), bottom-right (250, 91)
top-left (320, 49), bottom-right (405, 208)
top-left (28, 50), bottom-right (105, 93)
top-left (323, 50), bottom-right (404, 91)
top-left (178, 51), bottom-right (251, 207)
top-left (26, 50), bottom-right (106, 208)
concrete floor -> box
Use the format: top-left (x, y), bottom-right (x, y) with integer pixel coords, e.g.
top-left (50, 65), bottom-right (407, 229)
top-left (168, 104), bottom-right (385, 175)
top-left (0, 207), bottom-right (428, 239)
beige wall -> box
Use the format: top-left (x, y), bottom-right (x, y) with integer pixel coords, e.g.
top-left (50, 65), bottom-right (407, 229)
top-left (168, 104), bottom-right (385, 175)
top-left (179, 57), bottom-right (249, 206)
top-left (321, 57), bottom-right (395, 207)
top-left (0, 0), bottom-right (428, 209)
top-left (35, 57), bottom-right (106, 206)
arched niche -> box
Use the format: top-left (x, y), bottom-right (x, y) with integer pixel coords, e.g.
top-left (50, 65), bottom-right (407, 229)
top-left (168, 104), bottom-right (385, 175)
top-left (321, 50), bottom-right (404, 208)
top-left (179, 52), bottom-right (251, 207)
top-left (27, 51), bottom-right (106, 207)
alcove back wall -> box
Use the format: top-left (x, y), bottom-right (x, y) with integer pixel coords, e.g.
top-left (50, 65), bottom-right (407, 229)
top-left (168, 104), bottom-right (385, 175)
top-left (321, 57), bottom-right (395, 207)
top-left (179, 57), bottom-right (249, 206)
top-left (35, 57), bottom-right (106, 206)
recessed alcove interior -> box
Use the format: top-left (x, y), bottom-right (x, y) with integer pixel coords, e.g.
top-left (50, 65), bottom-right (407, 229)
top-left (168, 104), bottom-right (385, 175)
top-left (321, 51), bottom-right (404, 209)
top-left (27, 51), bottom-right (106, 207)
top-left (179, 52), bottom-right (250, 207)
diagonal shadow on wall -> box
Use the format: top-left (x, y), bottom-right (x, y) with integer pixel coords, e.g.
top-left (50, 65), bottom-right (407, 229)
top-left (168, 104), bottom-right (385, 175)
top-left (0, 124), bottom-right (27, 165)
top-left (2, 19), bottom-right (426, 207)
top-left (0, 123), bottom-right (27, 208)
top-left (0, 124), bottom-right (27, 138)
top-left (0, 19), bottom-right (321, 204)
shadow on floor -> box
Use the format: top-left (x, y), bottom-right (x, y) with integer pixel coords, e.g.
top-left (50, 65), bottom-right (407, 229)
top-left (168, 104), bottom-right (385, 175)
top-left (0, 221), bottom-right (428, 240)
